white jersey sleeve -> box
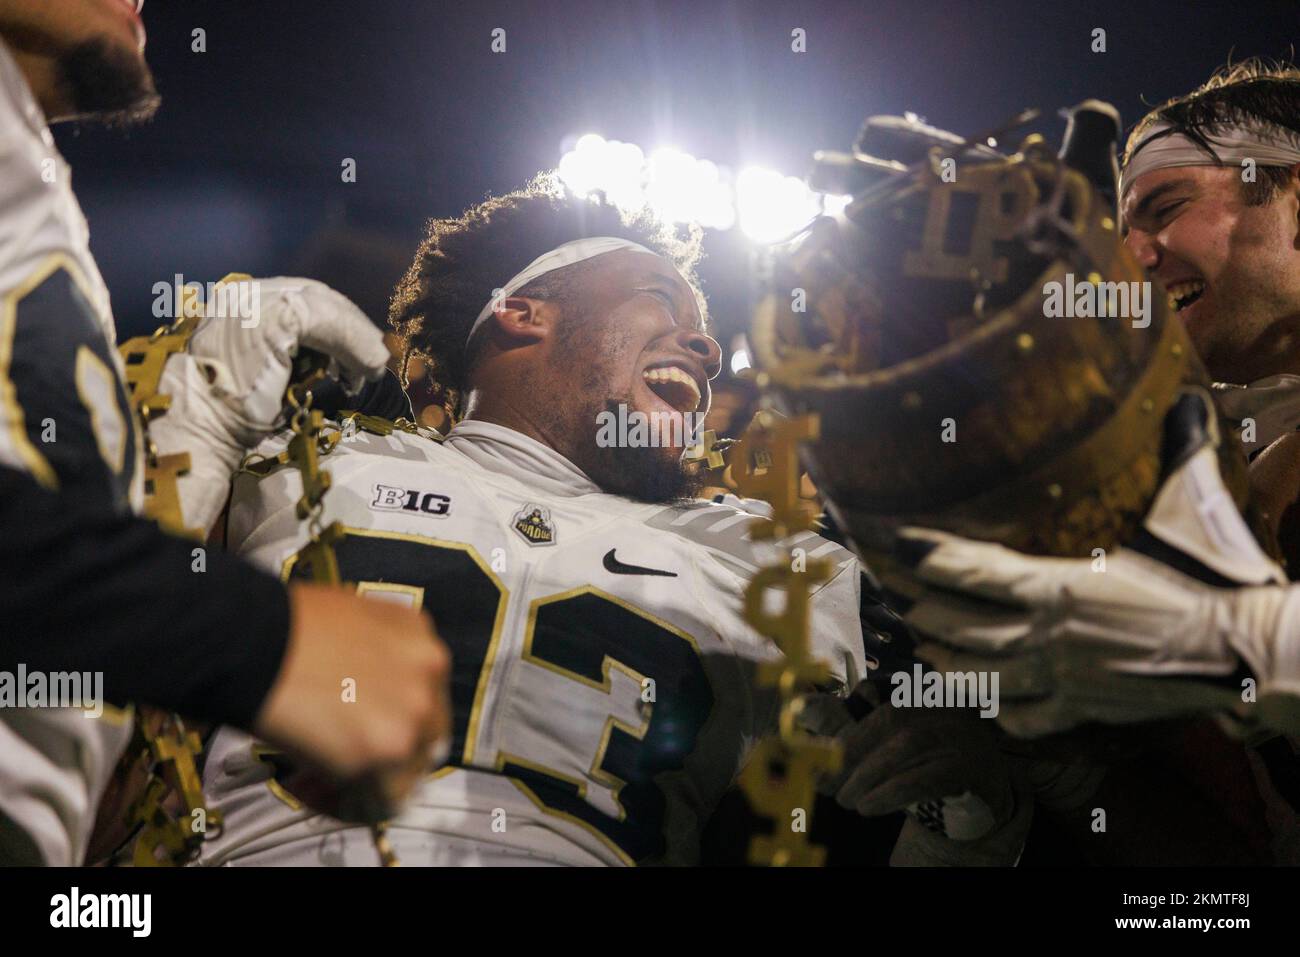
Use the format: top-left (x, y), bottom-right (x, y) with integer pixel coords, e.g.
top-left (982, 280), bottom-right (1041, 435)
top-left (0, 41), bottom-right (136, 504)
top-left (0, 38), bottom-right (138, 866)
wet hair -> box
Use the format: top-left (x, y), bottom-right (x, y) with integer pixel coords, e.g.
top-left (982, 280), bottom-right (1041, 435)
top-left (1124, 57), bottom-right (1300, 206)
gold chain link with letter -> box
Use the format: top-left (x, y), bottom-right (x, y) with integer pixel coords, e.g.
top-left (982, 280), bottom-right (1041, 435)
top-left (278, 365), bottom-right (401, 867)
top-left (114, 278), bottom-right (243, 865)
top-left (732, 410), bottom-right (841, 866)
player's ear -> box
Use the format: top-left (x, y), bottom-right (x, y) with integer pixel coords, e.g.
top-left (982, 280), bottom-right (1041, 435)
top-left (1284, 163), bottom-right (1300, 248)
top-left (488, 297), bottom-right (555, 345)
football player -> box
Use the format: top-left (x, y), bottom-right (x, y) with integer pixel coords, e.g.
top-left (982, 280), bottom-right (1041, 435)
top-left (0, 0), bottom-right (451, 865)
top-left (198, 175), bottom-right (1032, 866)
top-left (879, 63), bottom-right (1300, 864)
top-left (895, 60), bottom-right (1300, 740)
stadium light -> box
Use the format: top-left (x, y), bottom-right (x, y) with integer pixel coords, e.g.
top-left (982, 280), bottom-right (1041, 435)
top-left (557, 134), bottom-right (645, 210)
top-left (735, 166), bottom-right (826, 243)
top-left (645, 148), bottom-right (735, 231)
top-left (557, 133), bottom-right (845, 242)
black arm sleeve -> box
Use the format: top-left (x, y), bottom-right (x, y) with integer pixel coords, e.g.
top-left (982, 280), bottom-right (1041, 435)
top-left (0, 464), bottom-right (289, 729)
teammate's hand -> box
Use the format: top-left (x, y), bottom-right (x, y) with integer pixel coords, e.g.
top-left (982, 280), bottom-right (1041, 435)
top-left (802, 692), bottom-right (1013, 838)
top-left (252, 583), bottom-right (452, 818)
top-left (147, 276), bottom-right (390, 533)
top-left (889, 390), bottom-right (1300, 737)
top-left (182, 276), bottom-right (389, 443)
top-left (901, 527), bottom-right (1300, 737)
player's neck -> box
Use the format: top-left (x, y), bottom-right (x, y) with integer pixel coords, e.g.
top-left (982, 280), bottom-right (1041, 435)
top-left (449, 407), bottom-right (603, 495)
top-left (1220, 308), bottom-right (1300, 383)
top-left (458, 394), bottom-right (569, 460)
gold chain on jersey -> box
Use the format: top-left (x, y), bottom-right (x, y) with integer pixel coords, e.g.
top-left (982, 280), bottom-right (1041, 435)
top-left (733, 410), bottom-right (841, 866)
top-left (115, 278), bottom-right (244, 865)
top-left (279, 369), bottom-right (401, 867)
top-left (119, 300), bottom-right (206, 541)
top-left (121, 711), bottom-right (220, 866)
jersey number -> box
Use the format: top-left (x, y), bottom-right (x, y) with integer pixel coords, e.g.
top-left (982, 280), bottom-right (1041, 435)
top-left (1, 257), bottom-right (134, 507)
top-left (285, 528), bottom-right (714, 864)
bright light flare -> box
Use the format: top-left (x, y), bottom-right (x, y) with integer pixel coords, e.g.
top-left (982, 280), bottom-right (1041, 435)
top-left (558, 134), bottom-right (841, 241)
top-left (558, 133), bottom-right (645, 209)
top-left (736, 166), bottom-right (824, 243)
top-left (645, 149), bottom-right (735, 230)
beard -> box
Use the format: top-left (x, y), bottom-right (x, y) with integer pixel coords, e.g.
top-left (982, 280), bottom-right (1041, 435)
top-left (569, 394), bottom-right (705, 504)
top-left (542, 320), bottom-right (705, 504)
top-left (585, 438), bottom-right (705, 504)
top-left (60, 38), bottom-right (159, 127)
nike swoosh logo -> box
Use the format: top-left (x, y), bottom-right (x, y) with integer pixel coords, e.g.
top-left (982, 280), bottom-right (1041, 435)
top-left (602, 549), bottom-right (677, 577)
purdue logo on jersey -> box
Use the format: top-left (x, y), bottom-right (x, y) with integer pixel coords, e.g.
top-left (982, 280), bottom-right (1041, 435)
top-left (370, 483), bottom-right (451, 517)
top-left (512, 503), bottom-right (555, 545)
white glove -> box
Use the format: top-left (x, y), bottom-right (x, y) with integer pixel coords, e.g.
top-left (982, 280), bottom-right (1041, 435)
top-left (147, 277), bottom-right (389, 534)
top-left (898, 440), bottom-right (1300, 737)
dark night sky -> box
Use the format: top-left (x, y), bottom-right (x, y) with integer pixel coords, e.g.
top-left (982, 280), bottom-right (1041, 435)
top-left (54, 0), bottom-right (1300, 343)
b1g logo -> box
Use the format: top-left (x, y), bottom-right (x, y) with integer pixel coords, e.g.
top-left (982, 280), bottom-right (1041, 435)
top-left (370, 483), bottom-right (451, 517)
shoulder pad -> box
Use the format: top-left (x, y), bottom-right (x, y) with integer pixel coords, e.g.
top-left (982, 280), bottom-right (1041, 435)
top-left (645, 499), bottom-right (856, 578)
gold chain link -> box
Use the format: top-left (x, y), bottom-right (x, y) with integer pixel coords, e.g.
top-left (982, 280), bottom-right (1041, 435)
top-left (280, 371), bottom-right (400, 867)
top-left (732, 411), bottom-right (842, 866)
top-left (114, 281), bottom-right (225, 866)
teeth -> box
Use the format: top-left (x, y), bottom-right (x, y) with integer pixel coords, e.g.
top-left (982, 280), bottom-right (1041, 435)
top-left (643, 366), bottom-right (701, 409)
top-left (1168, 279), bottom-right (1205, 299)
top-left (1166, 279), bottom-right (1206, 311)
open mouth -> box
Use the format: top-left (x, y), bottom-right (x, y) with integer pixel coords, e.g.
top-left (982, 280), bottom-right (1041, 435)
top-left (1167, 278), bottom-right (1206, 314)
top-left (642, 365), bottom-right (702, 414)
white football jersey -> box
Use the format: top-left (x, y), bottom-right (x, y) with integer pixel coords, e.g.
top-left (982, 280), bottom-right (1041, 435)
top-left (200, 419), bottom-right (868, 866)
top-left (0, 39), bottom-right (139, 865)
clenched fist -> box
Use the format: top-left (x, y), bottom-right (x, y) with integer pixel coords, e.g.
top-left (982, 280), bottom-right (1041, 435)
top-left (148, 276), bottom-right (390, 534)
top-left (253, 583), bottom-right (452, 819)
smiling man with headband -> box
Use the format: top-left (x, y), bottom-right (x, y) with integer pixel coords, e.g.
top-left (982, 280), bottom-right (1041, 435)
top-left (192, 173), bottom-right (1035, 867)
top-left (1120, 60), bottom-right (1300, 384)
top-left (866, 60), bottom-right (1300, 864)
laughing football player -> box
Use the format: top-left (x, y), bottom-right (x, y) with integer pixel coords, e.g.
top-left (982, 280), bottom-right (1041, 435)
top-left (198, 175), bottom-right (1034, 866)
top-left (892, 59), bottom-right (1300, 863)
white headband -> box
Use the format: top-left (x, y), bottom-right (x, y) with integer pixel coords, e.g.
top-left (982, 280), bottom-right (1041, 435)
top-left (1120, 119), bottom-right (1300, 201)
top-left (466, 237), bottom-right (656, 345)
